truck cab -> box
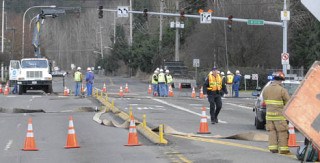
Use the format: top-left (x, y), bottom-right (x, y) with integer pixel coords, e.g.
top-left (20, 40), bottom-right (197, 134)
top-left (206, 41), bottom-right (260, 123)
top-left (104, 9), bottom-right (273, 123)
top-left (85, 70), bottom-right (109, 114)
top-left (15, 58), bottom-right (53, 94)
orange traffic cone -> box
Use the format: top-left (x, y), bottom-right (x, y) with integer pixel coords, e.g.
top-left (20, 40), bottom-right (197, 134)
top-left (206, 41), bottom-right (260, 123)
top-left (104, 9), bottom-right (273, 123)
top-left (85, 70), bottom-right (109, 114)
top-left (119, 86), bottom-right (124, 97)
top-left (64, 86), bottom-right (69, 96)
top-left (199, 86), bottom-right (204, 99)
top-left (0, 83), bottom-right (3, 93)
top-left (197, 107), bottom-right (211, 134)
top-left (102, 83), bottom-right (107, 92)
top-left (65, 116), bottom-right (80, 149)
top-left (3, 84), bottom-right (9, 96)
top-left (22, 118), bottom-right (38, 151)
top-left (147, 84), bottom-right (152, 94)
top-left (125, 83), bottom-right (129, 93)
top-left (81, 83), bottom-right (85, 94)
top-left (191, 87), bottom-right (196, 98)
top-left (288, 122), bottom-right (299, 147)
top-left (168, 85), bottom-right (174, 97)
top-left (179, 83), bottom-right (182, 92)
top-left (125, 116), bottom-right (142, 146)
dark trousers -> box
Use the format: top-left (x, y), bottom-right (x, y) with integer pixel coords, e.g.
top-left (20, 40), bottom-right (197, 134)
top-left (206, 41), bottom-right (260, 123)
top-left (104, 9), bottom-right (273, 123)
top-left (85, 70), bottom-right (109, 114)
top-left (207, 93), bottom-right (222, 121)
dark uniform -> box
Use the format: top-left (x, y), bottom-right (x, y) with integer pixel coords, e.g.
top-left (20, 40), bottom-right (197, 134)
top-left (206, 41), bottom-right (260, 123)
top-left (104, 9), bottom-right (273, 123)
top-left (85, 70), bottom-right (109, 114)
top-left (204, 68), bottom-right (222, 124)
top-left (262, 71), bottom-right (290, 154)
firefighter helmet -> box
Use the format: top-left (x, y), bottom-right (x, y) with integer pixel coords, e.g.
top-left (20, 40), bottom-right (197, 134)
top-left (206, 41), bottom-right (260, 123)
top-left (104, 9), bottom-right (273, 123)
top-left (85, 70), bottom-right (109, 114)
top-left (273, 71), bottom-right (285, 81)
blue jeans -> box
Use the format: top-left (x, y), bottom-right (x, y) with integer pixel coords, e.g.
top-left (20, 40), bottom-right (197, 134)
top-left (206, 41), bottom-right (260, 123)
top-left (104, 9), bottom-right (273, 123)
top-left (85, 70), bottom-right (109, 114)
top-left (74, 82), bottom-right (81, 96)
top-left (152, 84), bottom-right (158, 96)
top-left (86, 83), bottom-right (93, 96)
top-left (159, 82), bottom-right (166, 97)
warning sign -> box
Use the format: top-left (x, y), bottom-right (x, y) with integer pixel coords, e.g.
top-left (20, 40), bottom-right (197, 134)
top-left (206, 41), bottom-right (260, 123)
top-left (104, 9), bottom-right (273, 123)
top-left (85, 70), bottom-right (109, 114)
top-left (284, 61), bottom-right (320, 149)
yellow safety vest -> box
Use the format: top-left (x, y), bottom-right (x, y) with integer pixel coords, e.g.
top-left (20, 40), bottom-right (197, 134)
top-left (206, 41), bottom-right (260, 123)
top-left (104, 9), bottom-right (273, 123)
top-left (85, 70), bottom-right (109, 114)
top-left (158, 73), bottom-right (166, 83)
top-left (152, 74), bottom-right (158, 84)
top-left (74, 71), bottom-right (82, 82)
top-left (166, 74), bottom-right (173, 84)
top-left (226, 75), bottom-right (234, 84)
top-left (207, 74), bottom-right (222, 91)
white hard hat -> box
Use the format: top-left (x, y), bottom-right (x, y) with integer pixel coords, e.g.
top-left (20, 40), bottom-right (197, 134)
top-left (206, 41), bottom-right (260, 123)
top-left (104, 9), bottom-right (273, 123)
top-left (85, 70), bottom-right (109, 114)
top-left (221, 72), bottom-right (225, 76)
top-left (165, 69), bottom-right (169, 73)
top-left (77, 67), bottom-right (81, 70)
top-left (160, 69), bottom-right (163, 72)
top-left (227, 70), bottom-right (231, 74)
top-left (235, 70), bottom-right (240, 74)
top-left (154, 70), bottom-right (157, 73)
top-left (156, 67), bottom-right (160, 71)
top-left (87, 67), bottom-right (91, 71)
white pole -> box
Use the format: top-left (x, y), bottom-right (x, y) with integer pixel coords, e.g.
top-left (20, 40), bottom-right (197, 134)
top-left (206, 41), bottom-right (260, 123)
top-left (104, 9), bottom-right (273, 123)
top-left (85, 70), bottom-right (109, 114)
top-left (174, 1), bottom-right (179, 61)
top-left (100, 24), bottom-right (103, 58)
top-left (113, 12), bottom-right (116, 44)
top-left (1, 0), bottom-right (4, 53)
top-left (282, 0), bottom-right (288, 75)
top-left (129, 0), bottom-right (133, 46)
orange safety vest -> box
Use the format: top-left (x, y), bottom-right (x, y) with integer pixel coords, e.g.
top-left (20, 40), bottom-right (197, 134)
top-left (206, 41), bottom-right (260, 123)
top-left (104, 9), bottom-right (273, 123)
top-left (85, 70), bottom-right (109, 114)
top-left (207, 74), bottom-right (222, 91)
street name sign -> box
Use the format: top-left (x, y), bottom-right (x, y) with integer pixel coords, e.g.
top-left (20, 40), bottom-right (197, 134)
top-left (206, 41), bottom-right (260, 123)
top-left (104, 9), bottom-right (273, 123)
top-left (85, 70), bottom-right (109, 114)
top-left (247, 19), bottom-right (264, 25)
top-left (117, 6), bottom-right (129, 17)
top-left (200, 12), bottom-right (212, 24)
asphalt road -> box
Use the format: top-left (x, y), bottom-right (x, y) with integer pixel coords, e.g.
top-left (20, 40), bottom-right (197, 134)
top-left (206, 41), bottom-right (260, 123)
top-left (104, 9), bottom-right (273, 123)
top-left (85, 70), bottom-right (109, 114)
top-left (0, 74), bottom-right (306, 162)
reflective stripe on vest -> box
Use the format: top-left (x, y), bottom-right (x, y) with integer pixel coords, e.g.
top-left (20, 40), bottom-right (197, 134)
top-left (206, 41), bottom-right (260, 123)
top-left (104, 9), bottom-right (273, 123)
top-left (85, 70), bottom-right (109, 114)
top-left (268, 145), bottom-right (278, 150)
top-left (278, 146), bottom-right (289, 152)
top-left (266, 112), bottom-right (286, 121)
top-left (207, 74), bottom-right (222, 91)
top-left (264, 100), bottom-right (284, 106)
top-left (74, 71), bottom-right (82, 82)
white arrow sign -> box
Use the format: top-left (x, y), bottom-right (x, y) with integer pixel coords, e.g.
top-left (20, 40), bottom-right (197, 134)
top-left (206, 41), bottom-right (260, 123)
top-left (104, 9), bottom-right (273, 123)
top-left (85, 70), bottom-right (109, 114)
top-left (301, 0), bottom-right (320, 22)
top-left (117, 6), bottom-right (129, 17)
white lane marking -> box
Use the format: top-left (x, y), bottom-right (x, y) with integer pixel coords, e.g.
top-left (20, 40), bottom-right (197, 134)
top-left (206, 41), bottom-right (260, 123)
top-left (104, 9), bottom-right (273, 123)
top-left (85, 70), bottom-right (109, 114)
top-left (151, 98), bottom-right (229, 123)
top-left (129, 104), bottom-right (138, 106)
top-left (6, 96), bottom-right (17, 98)
top-left (224, 103), bottom-right (252, 110)
top-left (4, 140), bottom-right (13, 151)
top-left (137, 107), bottom-right (142, 110)
top-left (32, 96), bottom-right (42, 98)
top-left (23, 113), bottom-right (27, 116)
top-left (189, 104), bottom-right (203, 107)
top-left (17, 123), bottom-right (21, 128)
top-left (60, 110), bottom-right (73, 112)
top-left (154, 105), bottom-right (164, 108)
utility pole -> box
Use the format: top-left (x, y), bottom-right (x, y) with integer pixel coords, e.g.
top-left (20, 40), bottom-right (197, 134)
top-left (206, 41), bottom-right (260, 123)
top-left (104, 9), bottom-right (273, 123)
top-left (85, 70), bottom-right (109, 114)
top-left (159, 0), bottom-right (163, 51)
top-left (175, 1), bottom-right (179, 61)
top-left (99, 23), bottom-right (103, 58)
top-left (113, 12), bottom-right (116, 44)
top-left (282, 0), bottom-right (288, 75)
top-left (1, 0), bottom-right (4, 53)
top-left (129, 0), bottom-right (133, 46)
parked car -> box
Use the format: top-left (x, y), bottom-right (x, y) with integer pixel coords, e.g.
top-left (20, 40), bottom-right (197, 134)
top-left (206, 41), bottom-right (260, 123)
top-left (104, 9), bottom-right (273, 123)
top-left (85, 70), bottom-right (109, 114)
top-left (252, 80), bottom-right (301, 129)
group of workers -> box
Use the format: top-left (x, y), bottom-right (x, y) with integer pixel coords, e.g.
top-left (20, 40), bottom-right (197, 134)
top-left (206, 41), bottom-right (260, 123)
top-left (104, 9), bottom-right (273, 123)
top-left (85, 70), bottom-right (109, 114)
top-left (151, 68), bottom-right (173, 97)
top-left (73, 67), bottom-right (95, 97)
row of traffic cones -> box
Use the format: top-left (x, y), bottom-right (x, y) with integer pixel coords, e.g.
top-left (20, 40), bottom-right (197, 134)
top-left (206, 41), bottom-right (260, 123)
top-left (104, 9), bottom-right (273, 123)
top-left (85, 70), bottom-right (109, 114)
top-left (0, 82), bottom-right (11, 95)
top-left (22, 116), bottom-right (79, 151)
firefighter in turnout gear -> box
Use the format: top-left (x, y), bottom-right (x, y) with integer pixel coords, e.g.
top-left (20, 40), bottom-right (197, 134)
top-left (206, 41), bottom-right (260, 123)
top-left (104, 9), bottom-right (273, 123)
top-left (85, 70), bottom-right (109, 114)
top-left (204, 67), bottom-right (223, 124)
top-left (226, 70), bottom-right (234, 97)
top-left (262, 71), bottom-right (290, 154)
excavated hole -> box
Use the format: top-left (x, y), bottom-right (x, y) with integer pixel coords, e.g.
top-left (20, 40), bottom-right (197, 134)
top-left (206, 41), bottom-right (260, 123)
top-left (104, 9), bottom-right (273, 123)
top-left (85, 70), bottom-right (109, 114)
top-left (0, 107), bottom-right (45, 113)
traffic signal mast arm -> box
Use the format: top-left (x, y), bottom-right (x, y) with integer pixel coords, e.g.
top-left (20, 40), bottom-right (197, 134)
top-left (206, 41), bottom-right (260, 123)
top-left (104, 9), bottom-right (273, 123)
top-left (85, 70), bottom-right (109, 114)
top-left (101, 8), bottom-right (283, 27)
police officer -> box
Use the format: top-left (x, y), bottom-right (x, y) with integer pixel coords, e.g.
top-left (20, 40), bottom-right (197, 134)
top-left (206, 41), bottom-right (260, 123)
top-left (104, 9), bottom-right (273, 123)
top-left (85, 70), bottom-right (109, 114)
top-left (262, 71), bottom-right (290, 154)
top-left (151, 70), bottom-right (159, 96)
top-left (226, 70), bottom-right (234, 97)
top-left (74, 67), bottom-right (82, 96)
top-left (204, 67), bottom-right (223, 124)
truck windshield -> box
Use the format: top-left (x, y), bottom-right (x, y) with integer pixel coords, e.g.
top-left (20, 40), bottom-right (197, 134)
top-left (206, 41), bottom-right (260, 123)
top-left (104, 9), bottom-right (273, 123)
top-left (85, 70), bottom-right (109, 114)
top-left (21, 60), bottom-right (48, 68)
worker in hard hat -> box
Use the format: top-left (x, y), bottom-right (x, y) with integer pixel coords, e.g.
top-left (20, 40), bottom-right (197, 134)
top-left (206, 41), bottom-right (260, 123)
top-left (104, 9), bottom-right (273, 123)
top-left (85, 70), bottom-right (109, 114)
top-left (232, 70), bottom-right (241, 97)
top-left (226, 70), bottom-right (234, 97)
top-left (158, 69), bottom-right (166, 97)
top-left (220, 72), bottom-right (228, 97)
top-left (151, 70), bottom-right (159, 96)
top-left (204, 67), bottom-right (223, 124)
top-left (262, 71), bottom-right (290, 154)
top-left (165, 69), bottom-right (173, 97)
top-left (74, 67), bottom-right (83, 96)
top-left (85, 67), bottom-right (94, 96)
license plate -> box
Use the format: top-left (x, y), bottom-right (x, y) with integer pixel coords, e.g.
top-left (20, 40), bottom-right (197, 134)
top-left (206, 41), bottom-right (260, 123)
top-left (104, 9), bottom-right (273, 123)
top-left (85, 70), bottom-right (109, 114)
top-left (32, 81), bottom-right (37, 84)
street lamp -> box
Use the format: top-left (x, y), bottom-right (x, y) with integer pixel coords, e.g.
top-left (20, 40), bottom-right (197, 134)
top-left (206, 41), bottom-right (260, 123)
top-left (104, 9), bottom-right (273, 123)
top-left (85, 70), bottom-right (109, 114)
top-left (21, 5), bottom-right (56, 58)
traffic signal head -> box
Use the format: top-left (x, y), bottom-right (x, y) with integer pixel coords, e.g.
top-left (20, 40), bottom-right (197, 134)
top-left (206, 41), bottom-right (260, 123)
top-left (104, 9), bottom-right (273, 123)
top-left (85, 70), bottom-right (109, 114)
top-left (143, 8), bottom-right (148, 20)
top-left (180, 9), bottom-right (185, 21)
top-left (227, 15), bottom-right (233, 31)
top-left (98, 6), bottom-right (103, 19)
